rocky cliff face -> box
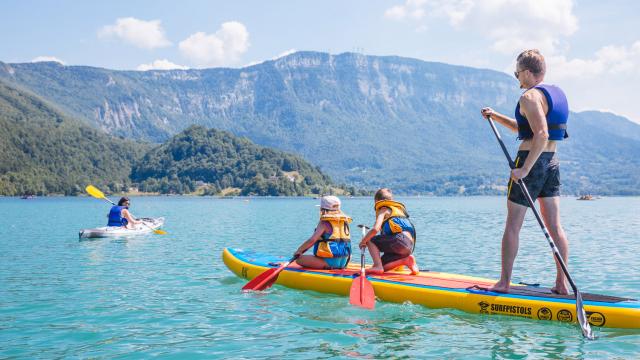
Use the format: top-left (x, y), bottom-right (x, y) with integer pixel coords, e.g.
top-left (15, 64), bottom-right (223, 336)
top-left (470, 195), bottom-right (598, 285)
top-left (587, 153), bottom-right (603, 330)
top-left (1, 52), bottom-right (639, 194)
top-left (0, 53), bottom-right (517, 141)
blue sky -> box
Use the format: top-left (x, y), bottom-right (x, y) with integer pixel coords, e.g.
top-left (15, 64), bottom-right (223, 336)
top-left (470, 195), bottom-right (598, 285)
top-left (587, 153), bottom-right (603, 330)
top-left (1, 0), bottom-right (639, 122)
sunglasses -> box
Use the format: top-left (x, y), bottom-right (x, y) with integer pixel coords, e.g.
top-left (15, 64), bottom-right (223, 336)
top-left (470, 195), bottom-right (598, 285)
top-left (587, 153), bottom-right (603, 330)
top-left (514, 69), bottom-right (527, 79)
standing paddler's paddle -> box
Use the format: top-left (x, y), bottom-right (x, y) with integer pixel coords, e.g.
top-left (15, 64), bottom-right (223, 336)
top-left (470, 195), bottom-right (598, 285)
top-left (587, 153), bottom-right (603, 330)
top-left (85, 185), bottom-right (167, 235)
top-left (484, 116), bottom-right (594, 339)
top-left (242, 254), bottom-right (300, 291)
top-left (349, 225), bottom-right (375, 309)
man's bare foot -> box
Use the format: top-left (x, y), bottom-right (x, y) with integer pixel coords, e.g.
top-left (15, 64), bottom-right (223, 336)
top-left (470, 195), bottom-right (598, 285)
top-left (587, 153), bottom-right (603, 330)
top-left (551, 285), bottom-right (570, 295)
top-left (365, 266), bottom-right (384, 275)
top-left (488, 281), bottom-right (511, 293)
top-left (551, 278), bottom-right (570, 295)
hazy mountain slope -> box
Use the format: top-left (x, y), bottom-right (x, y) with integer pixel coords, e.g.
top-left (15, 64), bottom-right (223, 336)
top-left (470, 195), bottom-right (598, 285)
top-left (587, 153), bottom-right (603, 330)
top-left (2, 52), bottom-right (639, 194)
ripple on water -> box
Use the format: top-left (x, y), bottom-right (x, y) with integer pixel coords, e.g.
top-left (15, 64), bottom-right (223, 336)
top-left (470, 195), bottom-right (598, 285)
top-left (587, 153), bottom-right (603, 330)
top-left (0, 196), bottom-right (638, 358)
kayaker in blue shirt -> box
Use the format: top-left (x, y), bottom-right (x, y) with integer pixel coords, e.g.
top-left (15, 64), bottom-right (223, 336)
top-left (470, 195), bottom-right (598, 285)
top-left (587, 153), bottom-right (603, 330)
top-left (107, 197), bottom-right (142, 229)
top-left (293, 196), bottom-right (352, 269)
top-left (481, 49), bottom-right (570, 295)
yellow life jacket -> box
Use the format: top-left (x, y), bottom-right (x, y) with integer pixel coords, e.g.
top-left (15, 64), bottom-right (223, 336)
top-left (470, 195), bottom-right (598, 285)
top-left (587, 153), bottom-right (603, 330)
top-left (374, 200), bottom-right (416, 244)
top-left (374, 200), bottom-right (409, 220)
top-left (314, 212), bottom-right (352, 258)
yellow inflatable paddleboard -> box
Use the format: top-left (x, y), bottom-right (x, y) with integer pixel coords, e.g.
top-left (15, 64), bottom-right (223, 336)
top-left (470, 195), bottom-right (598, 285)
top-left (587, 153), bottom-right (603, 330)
top-left (223, 248), bottom-right (640, 329)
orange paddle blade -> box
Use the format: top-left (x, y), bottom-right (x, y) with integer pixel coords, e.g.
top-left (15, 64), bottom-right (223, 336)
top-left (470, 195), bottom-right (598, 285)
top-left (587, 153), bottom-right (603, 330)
top-left (349, 275), bottom-right (375, 309)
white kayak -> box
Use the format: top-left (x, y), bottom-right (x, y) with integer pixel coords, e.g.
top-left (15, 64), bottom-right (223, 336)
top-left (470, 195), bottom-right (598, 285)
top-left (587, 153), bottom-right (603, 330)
top-left (79, 217), bottom-right (165, 239)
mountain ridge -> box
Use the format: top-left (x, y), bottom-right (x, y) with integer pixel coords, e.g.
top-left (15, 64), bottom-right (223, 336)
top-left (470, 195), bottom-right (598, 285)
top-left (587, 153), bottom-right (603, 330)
top-left (0, 79), bottom-right (345, 196)
top-left (1, 52), bottom-right (639, 195)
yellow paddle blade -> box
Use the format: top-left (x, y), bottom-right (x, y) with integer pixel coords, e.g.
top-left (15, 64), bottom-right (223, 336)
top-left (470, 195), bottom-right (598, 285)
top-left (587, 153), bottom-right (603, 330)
top-left (141, 221), bottom-right (167, 235)
top-left (85, 185), bottom-right (105, 199)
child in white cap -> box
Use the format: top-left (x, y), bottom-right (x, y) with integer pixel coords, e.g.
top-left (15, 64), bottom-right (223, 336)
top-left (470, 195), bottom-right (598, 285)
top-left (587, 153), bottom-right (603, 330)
top-left (293, 195), bottom-right (352, 269)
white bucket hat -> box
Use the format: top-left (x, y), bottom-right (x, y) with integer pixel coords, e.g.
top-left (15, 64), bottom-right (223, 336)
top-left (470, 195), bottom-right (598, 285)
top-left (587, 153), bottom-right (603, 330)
top-left (320, 195), bottom-right (341, 210)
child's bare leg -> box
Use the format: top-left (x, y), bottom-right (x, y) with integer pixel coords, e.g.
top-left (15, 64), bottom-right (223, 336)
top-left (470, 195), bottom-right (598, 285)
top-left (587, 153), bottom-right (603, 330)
top-left (296, 255), bottom-right (329, 269)
top-left (365, 243), bottom-right (384, 274)
top-left (383, 255), bottom-right (419, 275)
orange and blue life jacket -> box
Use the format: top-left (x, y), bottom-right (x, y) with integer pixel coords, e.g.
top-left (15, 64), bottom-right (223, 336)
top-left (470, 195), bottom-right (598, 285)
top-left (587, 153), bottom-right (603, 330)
top-left (313, 213), bottom-right (352, 258)
top-left (374, 200), bottom-right (416, 242)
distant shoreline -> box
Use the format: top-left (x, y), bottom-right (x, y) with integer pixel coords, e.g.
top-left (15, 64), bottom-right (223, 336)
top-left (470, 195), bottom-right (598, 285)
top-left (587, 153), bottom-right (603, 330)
top-left (4, 194), bottom-right (639, 199)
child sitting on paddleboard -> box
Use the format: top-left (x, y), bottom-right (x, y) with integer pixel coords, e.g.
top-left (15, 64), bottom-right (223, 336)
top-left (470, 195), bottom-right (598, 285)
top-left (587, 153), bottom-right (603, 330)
top-left (359, 188), bottom-right (419, 275)
top-left (293, 195), bottom-right (352, 269)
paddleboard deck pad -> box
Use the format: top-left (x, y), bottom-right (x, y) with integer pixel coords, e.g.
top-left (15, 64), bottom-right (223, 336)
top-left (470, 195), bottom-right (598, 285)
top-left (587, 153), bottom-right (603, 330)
top-left (223, 248), bottom-right (640, 329)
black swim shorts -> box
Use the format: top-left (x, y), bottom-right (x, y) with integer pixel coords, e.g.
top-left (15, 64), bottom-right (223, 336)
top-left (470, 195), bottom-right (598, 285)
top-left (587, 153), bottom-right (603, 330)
top-left (507, 151), bottom-right (561, 207)
top-left (370, 232), bottom-right (414, 265)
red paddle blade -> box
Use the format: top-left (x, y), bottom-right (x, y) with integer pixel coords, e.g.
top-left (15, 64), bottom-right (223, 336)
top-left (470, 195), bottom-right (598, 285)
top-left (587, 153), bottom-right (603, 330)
top-left (349, 275), bottom-right (375, 309)
top-left (242, 261), bottom-right (291, 291)
top-left (242, 267), bottom-right (279, 291)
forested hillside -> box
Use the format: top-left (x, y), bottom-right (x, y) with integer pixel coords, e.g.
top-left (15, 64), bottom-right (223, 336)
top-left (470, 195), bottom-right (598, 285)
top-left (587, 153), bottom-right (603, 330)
top-left (0, 81), bottom-right (348, 196)
top-left (131, 125), bottom-right (353, 196)
top-left (0, 80), bottom-right (147, 195)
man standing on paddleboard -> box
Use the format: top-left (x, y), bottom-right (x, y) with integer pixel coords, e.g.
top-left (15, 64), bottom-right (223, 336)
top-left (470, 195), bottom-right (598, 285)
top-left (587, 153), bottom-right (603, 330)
top-left (481, 49), bottom-right (570, 295)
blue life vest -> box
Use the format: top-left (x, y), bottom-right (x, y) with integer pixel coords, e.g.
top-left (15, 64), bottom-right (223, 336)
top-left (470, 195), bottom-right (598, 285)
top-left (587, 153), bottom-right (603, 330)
top-left (382, 217), bottom-right (415, 237)
top-left (107, 206), bottom-right (128, 227)
top-left (515, 84), bottom-right (569, 141)
top-left (374, 200), bottom-right (417, 241)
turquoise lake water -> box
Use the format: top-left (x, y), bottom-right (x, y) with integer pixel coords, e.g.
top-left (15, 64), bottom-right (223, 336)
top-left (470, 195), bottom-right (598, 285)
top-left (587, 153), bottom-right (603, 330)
top-left (1, 196), bottom-right (638, 358)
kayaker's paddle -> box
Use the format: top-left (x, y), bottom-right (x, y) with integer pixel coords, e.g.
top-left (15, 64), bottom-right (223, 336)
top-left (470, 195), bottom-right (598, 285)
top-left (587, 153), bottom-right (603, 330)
top-left (85, 185), bottom-right (167, 235)
top-left (242, 254), bottom-right (300, 291)
top-left (349, 225), bottom-right (375, 309)
top-left (484, 116), bottom-right (594, 340)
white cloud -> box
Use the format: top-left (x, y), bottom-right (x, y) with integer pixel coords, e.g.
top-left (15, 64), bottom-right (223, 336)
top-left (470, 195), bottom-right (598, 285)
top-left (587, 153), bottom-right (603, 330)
top-left (385, 0), bottom-right (470, 25)
top-left (179, 21), bottom-right (249, 68)
top-left (99, 17), bottom-right (171, 49)
top-left (386, 1), bottom-right (640, 123)
top-left (136, 59), bottom-right (188, 71)
top-left (546, 41), bottom-right (640, 80)
top-left (384, 6), bottom-right (407, 20)
top-left (385, 0), bottom-right (578, 55)
top-left (31, 56), bottom-right (65, 64)
top-left (384, 0), bottom-right (428, 21)
top-left (533, 41), bottom-right (640, 124)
